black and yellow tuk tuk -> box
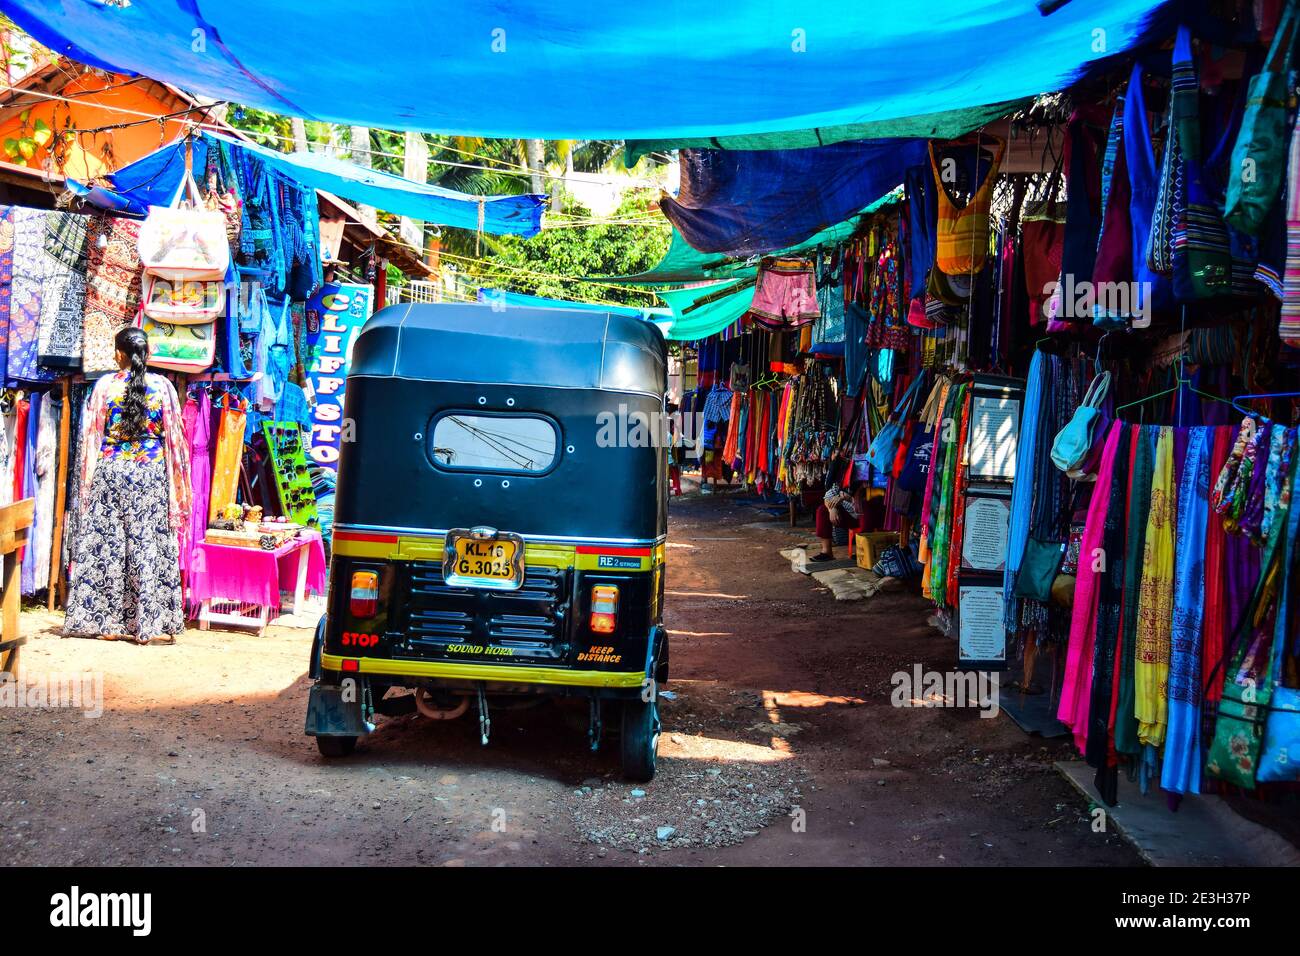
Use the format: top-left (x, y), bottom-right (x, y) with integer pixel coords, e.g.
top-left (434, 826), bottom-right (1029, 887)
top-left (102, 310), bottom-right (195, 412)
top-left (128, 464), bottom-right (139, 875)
top-left (304, 302), bottom-right (669, 780)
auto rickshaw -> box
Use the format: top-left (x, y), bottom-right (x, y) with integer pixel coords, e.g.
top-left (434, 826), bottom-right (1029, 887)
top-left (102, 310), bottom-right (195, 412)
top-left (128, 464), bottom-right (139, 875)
top-left (304, 302), bottom-right (669, 780)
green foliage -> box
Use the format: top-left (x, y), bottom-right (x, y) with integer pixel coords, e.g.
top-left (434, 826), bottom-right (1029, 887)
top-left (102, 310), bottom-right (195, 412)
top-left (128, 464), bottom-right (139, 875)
top-left (226, 105), bottom-right (293, 148)
top-left (458, 190), bottom-right (668, 307)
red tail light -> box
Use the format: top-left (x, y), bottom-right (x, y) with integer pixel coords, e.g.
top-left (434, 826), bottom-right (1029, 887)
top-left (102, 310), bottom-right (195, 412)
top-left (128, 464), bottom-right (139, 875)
top-left (350, 570), bottom-right (379, 617)
top-left (590, 584), bottom-right (619, 634)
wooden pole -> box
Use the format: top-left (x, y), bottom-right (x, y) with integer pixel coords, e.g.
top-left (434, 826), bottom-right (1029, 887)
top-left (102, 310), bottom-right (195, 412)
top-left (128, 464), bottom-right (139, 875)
top-left (47, 383), bottom-right (71, 610)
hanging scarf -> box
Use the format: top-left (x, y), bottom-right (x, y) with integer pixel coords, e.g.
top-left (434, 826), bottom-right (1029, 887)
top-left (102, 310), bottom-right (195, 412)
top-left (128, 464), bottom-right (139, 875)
top-left (1058, 420), bottom-right (1125, 754)
top-left (1201, 425), bottom-right (1234, 706)
top-left (1004, 352), bottom-right (1045, 630)
top-left (1085, 423), bottom-right (1134, 767)
top-left (927, 383), bottom-right (965, 605)
top-left (1135, 426), bottom-right (1175, 749)
top-left (944, 393), bottom-right (973, 607)
top-left (1162, 427), bottom-right (1210, 794)
top-left (1114, 427), bottom-right (1155, 756)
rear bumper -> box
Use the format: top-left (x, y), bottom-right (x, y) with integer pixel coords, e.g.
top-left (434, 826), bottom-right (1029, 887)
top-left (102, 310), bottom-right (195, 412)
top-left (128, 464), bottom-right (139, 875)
top-left (319, 652), bottom-right (647, 689)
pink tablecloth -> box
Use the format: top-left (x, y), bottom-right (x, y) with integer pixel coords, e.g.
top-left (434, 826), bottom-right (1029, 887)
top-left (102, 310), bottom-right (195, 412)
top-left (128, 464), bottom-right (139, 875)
top-left (187, 529), bottom-right (327, 607)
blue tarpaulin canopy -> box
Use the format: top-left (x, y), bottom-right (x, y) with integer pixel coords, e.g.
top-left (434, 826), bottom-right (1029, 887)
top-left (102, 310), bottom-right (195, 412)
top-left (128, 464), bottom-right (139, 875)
top-left (2, 0), bottom-right (1166, 140)
top-left (662, 139), bottom-right (926, 256)
top-left (67, 131), bottom-right (546, 236)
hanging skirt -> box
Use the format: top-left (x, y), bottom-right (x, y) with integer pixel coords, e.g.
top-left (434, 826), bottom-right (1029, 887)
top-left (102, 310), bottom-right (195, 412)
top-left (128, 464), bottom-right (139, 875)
top-left (63, 456), bottom-right (184, 642)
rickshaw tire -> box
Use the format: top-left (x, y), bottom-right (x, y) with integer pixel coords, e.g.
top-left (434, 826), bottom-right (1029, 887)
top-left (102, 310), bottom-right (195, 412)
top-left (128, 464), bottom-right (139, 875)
top-left (620, 698), bottom-right (660, 782)
top-left (316, 735), bottom-right (358, 758)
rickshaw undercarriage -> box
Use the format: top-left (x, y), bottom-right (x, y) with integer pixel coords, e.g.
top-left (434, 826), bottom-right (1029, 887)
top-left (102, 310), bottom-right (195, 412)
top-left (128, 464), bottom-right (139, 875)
top-left (306, 671), bottom-right (662, 780)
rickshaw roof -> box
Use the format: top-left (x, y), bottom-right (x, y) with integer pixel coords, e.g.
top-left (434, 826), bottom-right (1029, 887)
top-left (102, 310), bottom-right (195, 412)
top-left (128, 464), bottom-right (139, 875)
top-left (351, 302), bottom-right (667, 397)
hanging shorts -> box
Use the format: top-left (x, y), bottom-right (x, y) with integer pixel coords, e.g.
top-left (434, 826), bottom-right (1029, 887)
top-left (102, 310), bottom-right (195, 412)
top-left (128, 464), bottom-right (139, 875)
top-left (749, 261), bottom-right (820, 329)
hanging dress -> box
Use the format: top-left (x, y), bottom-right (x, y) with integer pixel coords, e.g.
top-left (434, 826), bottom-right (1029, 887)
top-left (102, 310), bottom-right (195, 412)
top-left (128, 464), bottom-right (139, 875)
top-left (182, 388), bottom-right (213, 573)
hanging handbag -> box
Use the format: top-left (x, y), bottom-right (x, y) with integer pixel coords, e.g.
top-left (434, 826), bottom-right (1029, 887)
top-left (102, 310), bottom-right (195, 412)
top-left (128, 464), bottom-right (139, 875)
top-left (1014, 537), bottom-right (1068, 602)
top-left (1224, 4), bottom-right (1299, 236)
top-left (136, 310), bottom-right (217, 373)
top-left (1170, 25), bottom-right (1233, 301)
top-left (1015, 481), bottom-right (1074, 603)
top-left (1051, 371), bottom-right (1111, 473)
top-left (138, 169), bottom-right (232, 278)
top-left (865, 373), bottom-right (925, 474)
top-left (1145, 95), bottom-right (1180, 276)
top-left (142, 274), bottom-right (226, 323)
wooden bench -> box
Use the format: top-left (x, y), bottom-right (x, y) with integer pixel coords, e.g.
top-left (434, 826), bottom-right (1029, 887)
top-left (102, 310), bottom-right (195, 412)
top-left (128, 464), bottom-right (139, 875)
top-left (0, 498), bottom-right (36, 678)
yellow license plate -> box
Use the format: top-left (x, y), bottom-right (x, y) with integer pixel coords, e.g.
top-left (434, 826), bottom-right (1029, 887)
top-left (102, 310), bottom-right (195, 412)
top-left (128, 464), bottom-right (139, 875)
top-left (443, 529), bottom-right (525, 590)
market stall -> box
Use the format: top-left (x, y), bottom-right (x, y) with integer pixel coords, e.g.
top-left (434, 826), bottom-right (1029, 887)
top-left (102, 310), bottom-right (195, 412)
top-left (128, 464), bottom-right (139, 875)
top-left (604, 1), bottom-right (1300, 808)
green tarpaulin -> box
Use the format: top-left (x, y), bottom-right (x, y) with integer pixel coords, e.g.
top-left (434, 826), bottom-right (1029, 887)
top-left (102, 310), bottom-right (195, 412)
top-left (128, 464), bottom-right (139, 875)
top-left (601, 188), bottom-right (903, 286)
top-left (623, 101), bottom-right (1028, 166)
top-left (658, 281), bottom-right (757, 341)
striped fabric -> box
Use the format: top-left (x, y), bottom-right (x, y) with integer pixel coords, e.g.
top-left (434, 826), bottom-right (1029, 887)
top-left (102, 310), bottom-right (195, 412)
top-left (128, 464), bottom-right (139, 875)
top-left (1281, 121), bottom-right (1300, 347)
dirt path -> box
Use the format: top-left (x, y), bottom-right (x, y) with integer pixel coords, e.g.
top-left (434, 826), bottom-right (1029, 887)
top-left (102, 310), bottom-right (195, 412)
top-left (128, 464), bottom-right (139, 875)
top-left (0, 490), bottom-right (1140, 866)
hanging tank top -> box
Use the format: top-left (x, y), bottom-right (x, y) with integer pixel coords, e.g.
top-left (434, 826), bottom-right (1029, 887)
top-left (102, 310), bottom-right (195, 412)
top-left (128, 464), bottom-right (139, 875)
top-left (929, 137), bottom-right (1005, 276)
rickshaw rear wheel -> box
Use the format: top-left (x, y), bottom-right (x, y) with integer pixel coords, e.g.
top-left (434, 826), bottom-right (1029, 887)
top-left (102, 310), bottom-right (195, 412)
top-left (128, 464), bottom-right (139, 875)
top-left (620, 698), bottom-right (660, 782)
top-left (316, 735), bottom-right (358, 758)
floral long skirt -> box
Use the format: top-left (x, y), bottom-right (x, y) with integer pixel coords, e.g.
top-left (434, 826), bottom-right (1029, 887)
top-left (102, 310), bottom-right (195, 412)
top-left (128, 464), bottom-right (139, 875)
top-left (63, 456), bottom-right (183, 641)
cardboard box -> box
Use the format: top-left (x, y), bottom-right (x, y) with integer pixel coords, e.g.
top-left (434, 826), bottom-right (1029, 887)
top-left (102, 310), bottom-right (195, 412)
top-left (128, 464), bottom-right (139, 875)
top-left (855, 531), bottom-right (899, 570)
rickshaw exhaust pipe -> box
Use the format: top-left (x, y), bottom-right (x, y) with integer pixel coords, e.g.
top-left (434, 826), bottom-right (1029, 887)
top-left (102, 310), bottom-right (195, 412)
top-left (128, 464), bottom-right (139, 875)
top-left (414, 688), bottom-right (470, 721)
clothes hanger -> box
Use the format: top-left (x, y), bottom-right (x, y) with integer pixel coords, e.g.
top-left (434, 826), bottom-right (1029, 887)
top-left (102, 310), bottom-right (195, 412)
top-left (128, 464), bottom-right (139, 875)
top-left (1114, 355), bottom-right (1236, 425)
top-left (1229, 391), bottom-right (1300, 423)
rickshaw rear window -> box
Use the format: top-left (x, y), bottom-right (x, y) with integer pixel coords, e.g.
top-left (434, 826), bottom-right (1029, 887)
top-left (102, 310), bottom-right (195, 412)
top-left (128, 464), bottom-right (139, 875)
top-left (430, 413), bottom-right (559, 474)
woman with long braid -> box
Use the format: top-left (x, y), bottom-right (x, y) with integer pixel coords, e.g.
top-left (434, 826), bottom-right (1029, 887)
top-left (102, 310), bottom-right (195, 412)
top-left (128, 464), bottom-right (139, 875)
top-left (64, 327), bottom-right (191, 645)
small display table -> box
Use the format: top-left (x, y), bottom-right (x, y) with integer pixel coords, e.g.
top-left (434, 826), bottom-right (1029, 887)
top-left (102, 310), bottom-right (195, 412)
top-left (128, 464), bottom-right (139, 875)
top-left (188, 529), bottom-right (327, 634)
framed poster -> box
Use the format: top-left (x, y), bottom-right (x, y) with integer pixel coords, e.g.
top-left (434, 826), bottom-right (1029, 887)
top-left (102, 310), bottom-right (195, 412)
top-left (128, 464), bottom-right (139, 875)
top-left (967, 393), bottom-right (1020, 482)
top-left (960, 491), bottom-right (1011, 573)
top-left (958, 584), bottom-right (1007, 668)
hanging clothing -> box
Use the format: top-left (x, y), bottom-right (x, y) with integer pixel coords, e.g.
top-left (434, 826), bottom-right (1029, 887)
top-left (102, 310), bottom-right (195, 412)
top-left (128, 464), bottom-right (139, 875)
top-left (209, 394), bottom-right (246, 522)
top-left (0, 399), bottom-right (14, 508)
top-left (31, 391), bottom-right (59, 593)
top-left (1059, 420), bottom-right (1126, 753)
top-left (0, 207), bottom-right (15, 384)
top-left (19, 391), bottom-right (39, 594)
top-left (37, 211), bottom-right (89, 370)
top-left (81, 216), bottom-right (144, 376)
top-left (1162, 427), bottom-right (1210, 794)
top-left (1085, 423), bottom-right (1134, 769)
top-left (182, 389), bottom-right (213, 572)
top-left (1114, 426), bottom-right (1155, 757)
top-left (7, 208), bottom-right (58, 384)
top-left (1135, 426), bottom-right (1175, 748)
top-left (1123, 63), bottom-right (1173, 317)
